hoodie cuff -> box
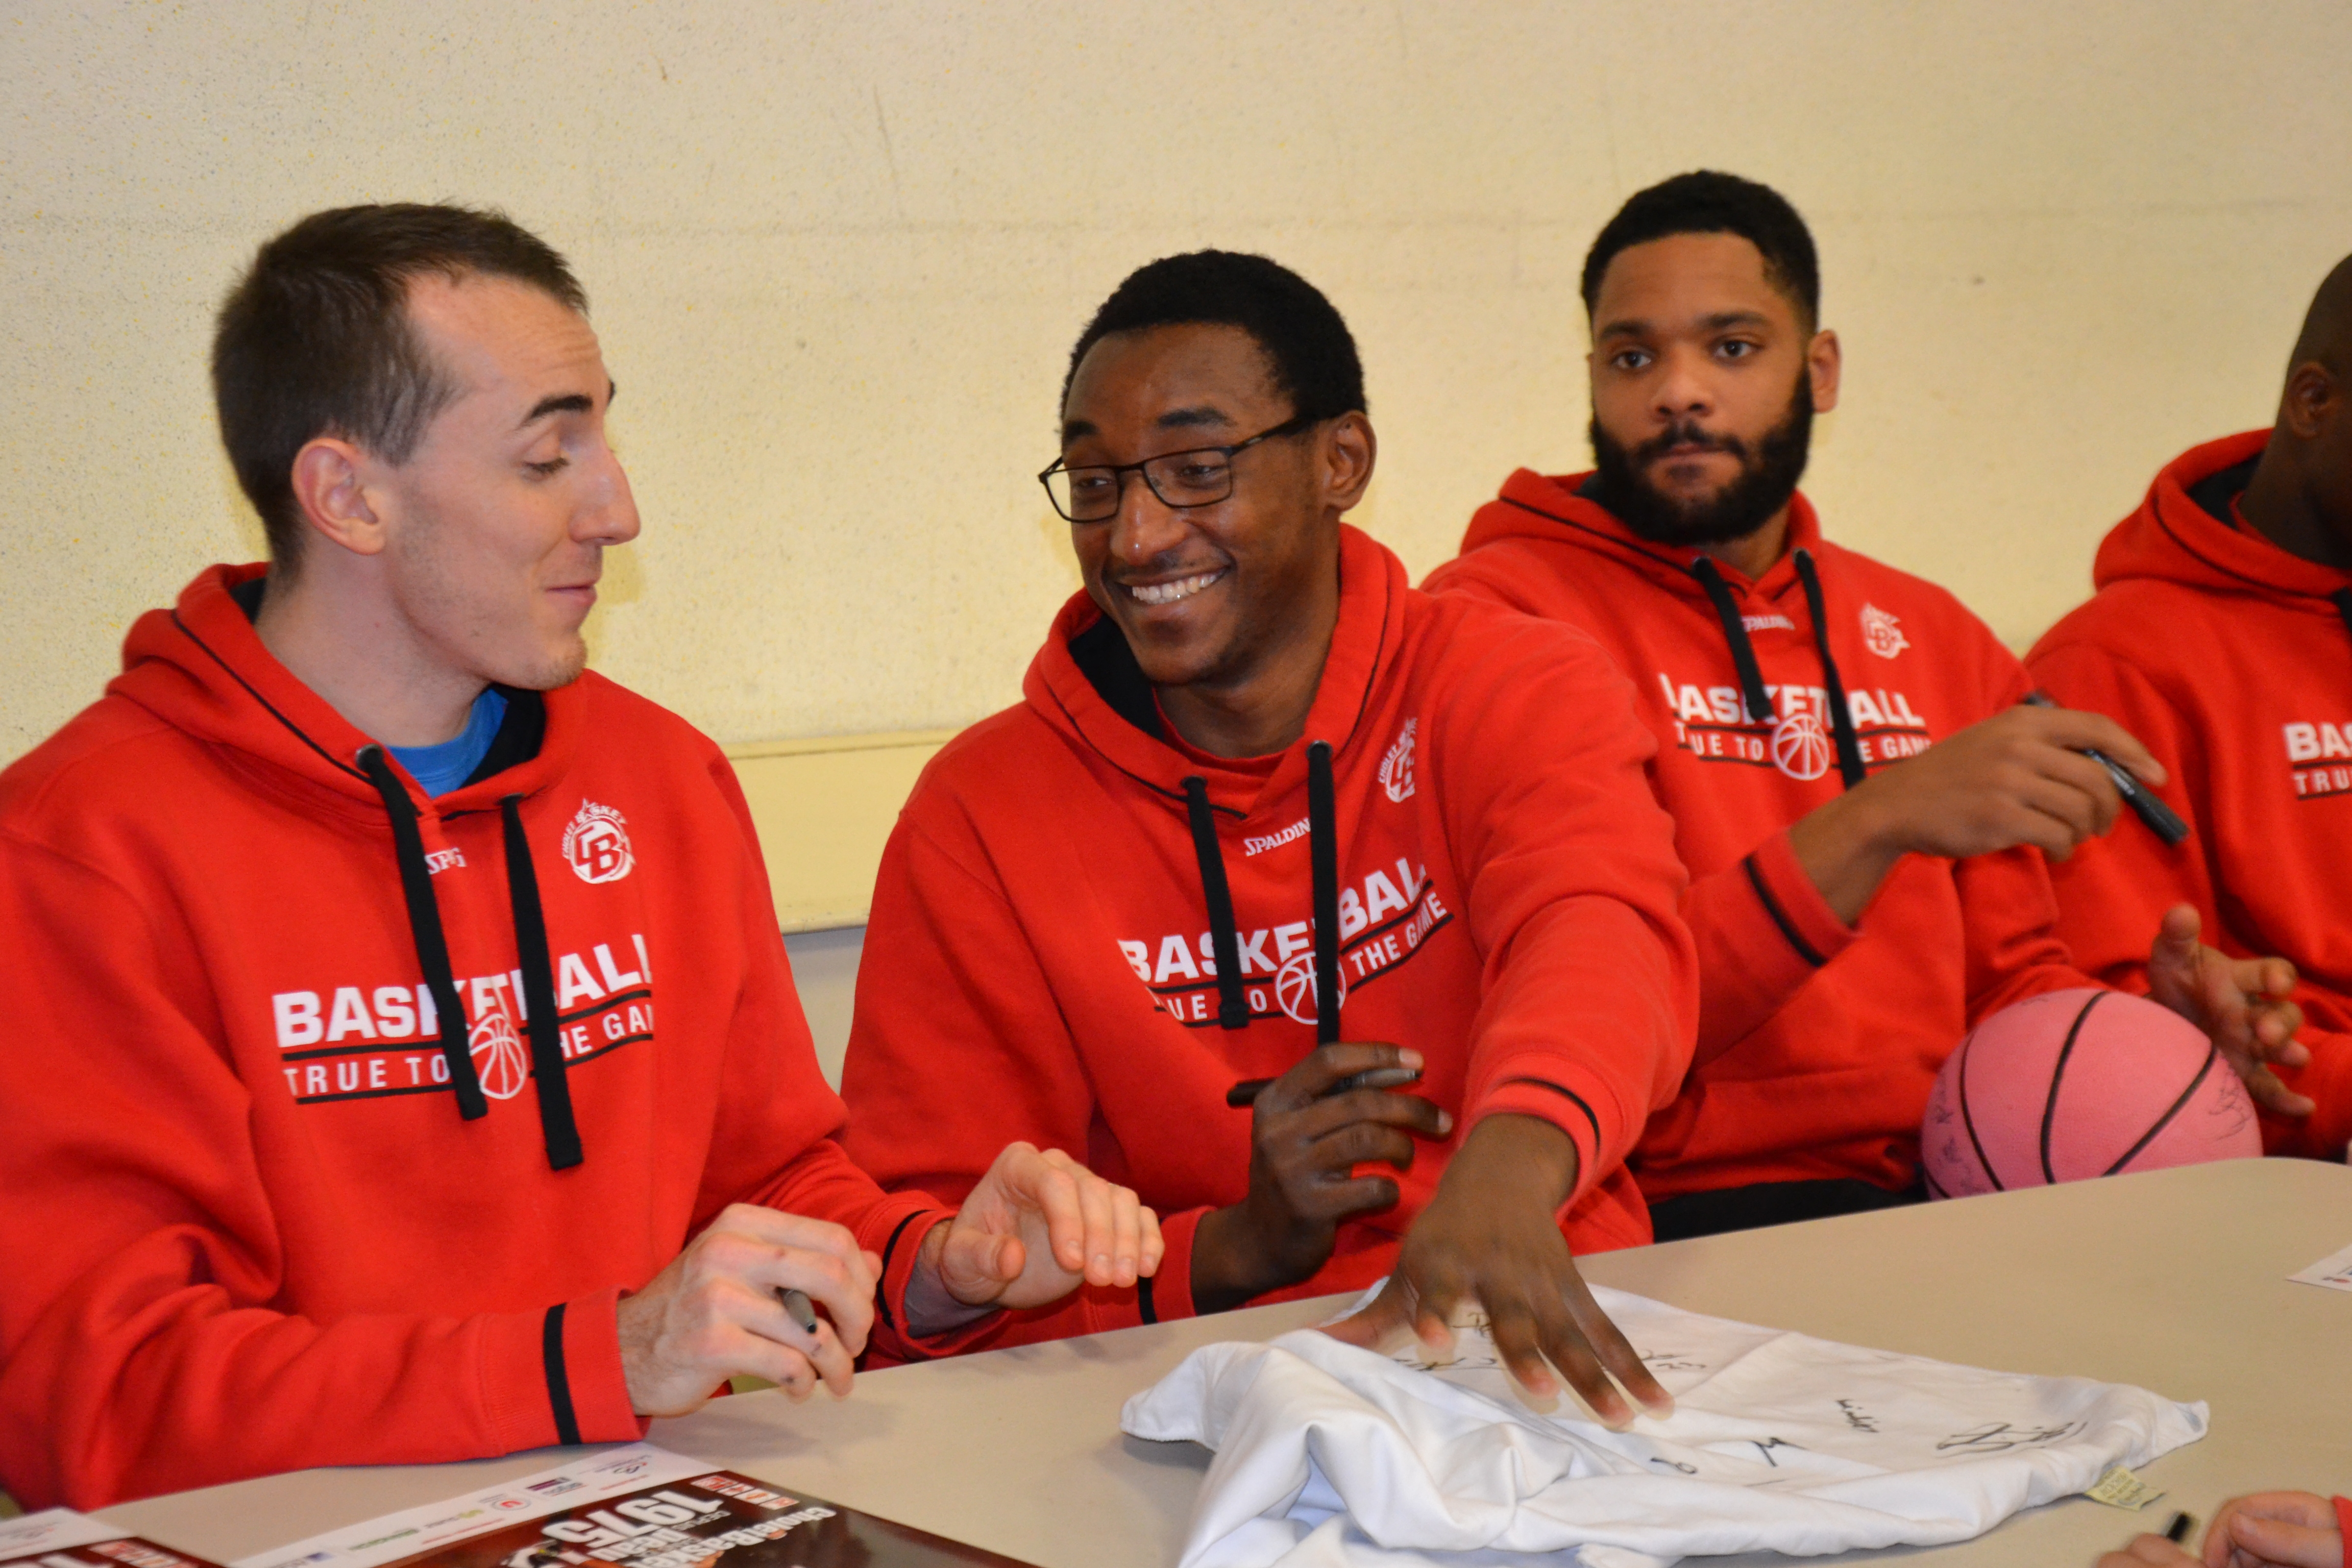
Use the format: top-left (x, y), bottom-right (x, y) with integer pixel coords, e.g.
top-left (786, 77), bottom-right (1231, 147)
top-left (1141, 1205), bottom-right (1205, 1323)
top-left (1468, 1065), bottom-right (1623, 1210)
top-left (1748, 828), bottom-right (1860, 967)
top-left (483, 1288), bottom-right (647, 1454)
top-left (861, 1201), bottom-right (1011, 1361)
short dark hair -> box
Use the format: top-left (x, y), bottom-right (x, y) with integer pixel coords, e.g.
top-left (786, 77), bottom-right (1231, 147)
top-left (211, 203), bottom-right (587, 569)
top-left (1580, 172), bottom-right (1820, 330)
top-left (1062, 250), bottom-right (1366, 423)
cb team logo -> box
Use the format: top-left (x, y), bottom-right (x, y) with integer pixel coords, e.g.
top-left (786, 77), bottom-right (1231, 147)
top-left (562, 799), bottom-right (635, 884)
top-left (1379, 718), bottom-right (1418, 803)
top-left (1771, 711), bottom-right (1835, 781)
top-left (1859, 603), bottom-right (1909, 659)
top-left (468, 999), bottom-right (530, 1100)
top-left (1273, 950), bottom-right (1348, 1026)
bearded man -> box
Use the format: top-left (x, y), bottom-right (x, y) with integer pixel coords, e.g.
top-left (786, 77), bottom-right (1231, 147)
top-left (1425, 172), bottom-right (2305, 1239)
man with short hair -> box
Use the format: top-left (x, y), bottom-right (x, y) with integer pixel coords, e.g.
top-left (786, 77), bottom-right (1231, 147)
top-left (0, 203), bottom-right (1156, 1509)
top-left (2029, 254), bottom-right (2352, 1160)
top-left (1426, 172), bottom-right (2305, 1238)
top-left (842, 251), bottom-right (1696, 1422)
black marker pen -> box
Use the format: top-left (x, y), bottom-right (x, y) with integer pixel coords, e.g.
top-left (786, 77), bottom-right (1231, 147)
top-left (2023, 692), bottom-right (2190, 847)
top-left (1226, 1065), bottom-right (1422, 1109)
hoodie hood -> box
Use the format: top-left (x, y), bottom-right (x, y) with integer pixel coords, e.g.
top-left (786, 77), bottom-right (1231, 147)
top-left (1463, 468), bottom-right (1832, 605)
top-left (102, 562), bottom-right (593, 1167)
top-left (1021, 523), bottom-right (1405, 823)
top-left (2093, 430), bottom-right (2352, 612)
top-left (109, 562), bottom-right (583, 820)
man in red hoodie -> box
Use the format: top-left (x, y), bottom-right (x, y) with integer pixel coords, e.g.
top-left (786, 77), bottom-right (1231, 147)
top-left (1426, 172), bottom-right (2306, 1238)
top-left (0, 204), bottom-right (1156, 1509)
top-left (2029, 254), bottom-right (2352, 1161)
top-left (842, 251), bottom-right (1697, 1424)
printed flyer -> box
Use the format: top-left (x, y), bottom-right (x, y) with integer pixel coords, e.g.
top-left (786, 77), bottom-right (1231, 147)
top-left (0, 1509), bottom-right (227, 1568)
top-left (237, 1446), bottom-right (1036, 1568)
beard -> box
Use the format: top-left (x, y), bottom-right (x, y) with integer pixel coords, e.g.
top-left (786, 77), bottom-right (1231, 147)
top-left (1588, 373), bottom-right (1814, 548)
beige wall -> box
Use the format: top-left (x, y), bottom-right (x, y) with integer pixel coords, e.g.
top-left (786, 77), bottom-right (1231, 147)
top-left (8, 0), bottom-right (2350, 786)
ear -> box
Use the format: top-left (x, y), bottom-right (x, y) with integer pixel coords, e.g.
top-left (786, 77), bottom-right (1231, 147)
top-left (1806, 329), bottom-right (1843, 414)
top-left (1320, 412), bottom-right (1378, 514)
top-left (2278, 358), bottom-right (2338, 442)
top-left (289, 437), bottom-right (388, 558)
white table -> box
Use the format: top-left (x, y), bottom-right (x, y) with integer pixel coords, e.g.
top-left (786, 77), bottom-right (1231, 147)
top-left (98, 1157), bottom-right (2352, 1566)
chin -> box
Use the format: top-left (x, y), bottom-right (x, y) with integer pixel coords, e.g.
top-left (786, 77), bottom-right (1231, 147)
top-left (494, 638), bottom-right (589, 693)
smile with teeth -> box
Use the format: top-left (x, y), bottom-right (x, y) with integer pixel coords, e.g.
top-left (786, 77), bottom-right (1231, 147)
top-left (1124, 569), bottom-right (1227, 606)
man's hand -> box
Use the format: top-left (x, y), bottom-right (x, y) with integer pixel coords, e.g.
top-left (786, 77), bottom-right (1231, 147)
top-left (2096, 1536), bottom-right (2195, 1566)
top-left (1190, 1044), bottom-right (1453, 1314)
top-left (2202, 1491), bottom-right (2344, 1568)
top-left (1791, 704), bottom-right (2164, 922)
top-left (901, 1142), bottom-right (1164, 1337)
top-left (2146, 904), bottom-right (2313, 1117)
top-left (1323, 1114), bottom-right (1672, 1430)
top-left (617, 1204), bottom-right (880, 1415)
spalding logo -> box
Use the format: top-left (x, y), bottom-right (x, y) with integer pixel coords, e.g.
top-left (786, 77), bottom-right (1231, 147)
top-left (1860, 602), bottom-right (1909, 659)
top-left (1379, 718), bottom-right (1418, 803)
top-left (562, 799), bottom-right (635, 884)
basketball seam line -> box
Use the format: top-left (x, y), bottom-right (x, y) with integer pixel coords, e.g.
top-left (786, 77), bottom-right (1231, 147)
top-left (1955, 1030), bottom-right (2004, 1193)
top-left (2103, 1044), bottom-right (2223, 1177)
top-left (2039, 992), bottom-right (2109, 1186)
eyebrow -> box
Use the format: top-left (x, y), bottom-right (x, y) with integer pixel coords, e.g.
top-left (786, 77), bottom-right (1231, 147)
top-left (1059, 404), bottom-right (1236, 447)
top-left (517, 380), bottom-right (617, 430)
top-left (1598, 310), bottom-right (1772, 342)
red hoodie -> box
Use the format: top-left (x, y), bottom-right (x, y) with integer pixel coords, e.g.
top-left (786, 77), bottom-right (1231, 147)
top-left (0, 565), bottom-right (963, 1510)
top-left (1425, 473), bottom-right (2093, 1200)
top-left (2028, 431), bottom-right (2352, 1158)
top-left (839, 525), bottom-right (1697, 1344)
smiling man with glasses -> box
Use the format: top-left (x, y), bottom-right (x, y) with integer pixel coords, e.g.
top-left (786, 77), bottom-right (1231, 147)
top-left (841, 250), bottom-right (1700, 1419)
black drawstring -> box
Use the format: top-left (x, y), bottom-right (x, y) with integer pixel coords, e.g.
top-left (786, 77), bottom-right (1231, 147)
top-left (357, 746), bottom-right (487, 1121)
top-left (2333, 590), bottom-right (2352, 648)
top-left (1690, 558), bottom-right (1772, 725)
top-left (1691, 553), bottom-right (1866, 792)
top-left (1307, 741), bottom-right (1342, 1045)
top-left (502, 795), bottom-right (583, 1169)
top-left (1181, 777), bottom-right (1251, 1030)
top-left (1793, 549), bottom-right (1867, 789)
top-left (1178, 742), bottom-right (1344, 1041)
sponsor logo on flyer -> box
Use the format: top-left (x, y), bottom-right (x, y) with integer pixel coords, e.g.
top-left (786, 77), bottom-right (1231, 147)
top-left (1860, 602), bottom-right (1909, 658)
top-left (1379, 718), bottom-right (1418, 802)
top-left (563, 800), bottom-right (635, 884)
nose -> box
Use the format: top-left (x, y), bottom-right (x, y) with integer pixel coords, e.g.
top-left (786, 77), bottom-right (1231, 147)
top-left (577, 437), bottom-right (642, 547)
top-left (1104, 467), bottom-right (1189, 566)
top-left (1650, 344), bottom-right (1715, 426)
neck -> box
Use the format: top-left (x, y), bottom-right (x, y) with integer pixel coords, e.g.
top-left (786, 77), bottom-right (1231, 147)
top-left (1157, 574), bottom-right (1340, 761)
top-left (2240, 444), bottom-right (2352, 571)
top-left (255, 562), bottom-right (486, 747)
top-left (1693, 502), bottom-right (1793, 582)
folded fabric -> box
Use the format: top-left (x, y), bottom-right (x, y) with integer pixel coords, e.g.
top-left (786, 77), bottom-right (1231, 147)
top-left (1121, 1285), bottom-right (2205, 1568)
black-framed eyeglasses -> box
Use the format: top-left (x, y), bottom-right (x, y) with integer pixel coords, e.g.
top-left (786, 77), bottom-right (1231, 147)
top-left (1037, 412), bottom-right (1320, 523)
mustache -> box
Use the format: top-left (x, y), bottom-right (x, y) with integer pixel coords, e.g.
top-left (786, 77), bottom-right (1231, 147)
top-left (1631, 420), bottom-right (1749, 465)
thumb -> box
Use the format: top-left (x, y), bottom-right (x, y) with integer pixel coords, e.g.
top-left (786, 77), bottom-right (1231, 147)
top-left (939, 1227), bottom-right (1023, 1305)
top-left (2155, 903), bottom-right (2201, 955)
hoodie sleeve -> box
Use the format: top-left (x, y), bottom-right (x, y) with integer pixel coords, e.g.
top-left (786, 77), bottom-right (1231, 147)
top-left (2029, 641), bottom-right (2352, 1158)
top-left (1431, 612), bottom-right (1699, 1209)
top-left (0, 830), bottom-right (651, 1510)
top-left (698, 755), bottom-right (982, 1361)
top-left (840, 796), bottom-right (1205, 1347)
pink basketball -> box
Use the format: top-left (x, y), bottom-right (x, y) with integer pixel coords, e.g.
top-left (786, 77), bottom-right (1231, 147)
top-left (1922, 988), bottom-right (2260, 1198)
